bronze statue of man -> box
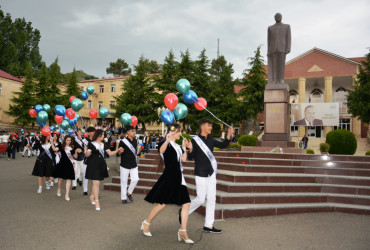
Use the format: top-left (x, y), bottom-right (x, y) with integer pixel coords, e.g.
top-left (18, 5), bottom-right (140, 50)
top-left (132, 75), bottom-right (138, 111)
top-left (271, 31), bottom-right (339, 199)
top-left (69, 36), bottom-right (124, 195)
top-left (267, 13), bottom-right (291, 89)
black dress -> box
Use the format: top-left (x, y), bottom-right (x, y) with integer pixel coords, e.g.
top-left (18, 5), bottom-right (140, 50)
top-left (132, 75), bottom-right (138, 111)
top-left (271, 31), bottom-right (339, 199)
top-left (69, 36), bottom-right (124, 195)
top-left (85, 142), bottom-right (109, 181)
top-left (32, 143), bottom-right (55, 177)
top-left (145, 141), bottom-right (190, 205)
top-left (54, 147), bottom-right (76, 180)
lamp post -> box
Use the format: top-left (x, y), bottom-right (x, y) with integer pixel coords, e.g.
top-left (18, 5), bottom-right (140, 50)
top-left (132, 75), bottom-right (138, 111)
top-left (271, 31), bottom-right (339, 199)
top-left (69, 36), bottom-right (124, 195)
top-left (157, 107), bottom-right (166, 135)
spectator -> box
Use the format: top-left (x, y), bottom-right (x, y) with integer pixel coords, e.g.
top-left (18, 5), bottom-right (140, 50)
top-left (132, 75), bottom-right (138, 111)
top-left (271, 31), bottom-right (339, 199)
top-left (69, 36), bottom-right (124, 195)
top-left (302, 134), bottom-right (309, 149)
top-left (158, 133), bottom-right (163, 143)
top-left (151, 133), bottom-right (157, 149)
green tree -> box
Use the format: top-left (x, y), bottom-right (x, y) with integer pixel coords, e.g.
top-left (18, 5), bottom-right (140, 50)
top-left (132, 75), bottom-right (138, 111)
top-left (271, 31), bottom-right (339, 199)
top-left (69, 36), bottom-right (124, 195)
top-left (112, 56), bottom-right (157, 130)
top-left (148, 60), bottom-right (161, 74)
top-left (6, 62), bottom-right (36, 126)
top-left (0, 6), bottom-right (42, 76)
top-left (63, 67), bottom-right (81, 106)
top-left (106, 58), bottom-right (132, 77)
top-left (47, 58), bottom-right (63, 123)
top-left (34, 62), bottom-right (52, 106)
top-left (238, 46), bottom-right (267, 131)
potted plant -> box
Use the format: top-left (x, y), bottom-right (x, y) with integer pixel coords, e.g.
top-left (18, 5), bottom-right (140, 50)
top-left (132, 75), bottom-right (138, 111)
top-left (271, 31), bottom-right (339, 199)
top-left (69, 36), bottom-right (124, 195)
top-left (319, 143), bottom-right (330, 155)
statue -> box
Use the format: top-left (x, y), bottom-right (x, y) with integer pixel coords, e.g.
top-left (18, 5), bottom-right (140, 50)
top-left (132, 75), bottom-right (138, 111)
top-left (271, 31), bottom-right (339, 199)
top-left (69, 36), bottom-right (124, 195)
top-left (267, 13), bottom-right (291, 89)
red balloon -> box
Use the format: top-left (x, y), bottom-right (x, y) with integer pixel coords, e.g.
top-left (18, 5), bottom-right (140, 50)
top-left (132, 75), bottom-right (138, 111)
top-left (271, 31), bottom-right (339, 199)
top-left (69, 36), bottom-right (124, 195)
top-left (41, 126), bottom-right (51, 137)
top-left (131, 116), bottom-right (138, 127)
top-left (54, 115), bottom-right (63, 124)
top-left (29, 109), bottom-right (37, 118)
top-left (69, 96), bottom-right (76, 103)
top-left (84, 132), bottom-right (89, 138)
top-left (194, 97), bottom-right (207, 111)
top-left (164, 93), bottom-right (178, 111)
top-left (66, 108), bottom-right (75, 119)
top-left (89, 109), bottom-right (98, 119)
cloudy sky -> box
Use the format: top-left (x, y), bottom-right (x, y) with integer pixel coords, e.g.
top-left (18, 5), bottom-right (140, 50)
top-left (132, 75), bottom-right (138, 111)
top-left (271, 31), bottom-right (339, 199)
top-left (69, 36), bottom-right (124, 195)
top-left (2, 0), bottom-right (369, 79)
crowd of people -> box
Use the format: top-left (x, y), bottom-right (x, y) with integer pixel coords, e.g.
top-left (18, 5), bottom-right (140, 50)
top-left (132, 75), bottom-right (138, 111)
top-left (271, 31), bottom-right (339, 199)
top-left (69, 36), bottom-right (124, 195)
top-left (2, 118), bottom-right (234, 244)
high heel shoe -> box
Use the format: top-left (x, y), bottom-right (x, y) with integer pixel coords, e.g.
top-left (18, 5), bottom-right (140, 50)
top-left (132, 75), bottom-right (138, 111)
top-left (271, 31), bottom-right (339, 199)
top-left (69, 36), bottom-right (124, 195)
top-left (178, 229), bottom-right (194, 244)
top-left (141, 220), bottom-right (152, 237)
top-left (95, 200), bottom-right (100, 211)
top-left (65, 195), bottom-right (70, 201)
top-left (90, 195), bottom-right (95, 205)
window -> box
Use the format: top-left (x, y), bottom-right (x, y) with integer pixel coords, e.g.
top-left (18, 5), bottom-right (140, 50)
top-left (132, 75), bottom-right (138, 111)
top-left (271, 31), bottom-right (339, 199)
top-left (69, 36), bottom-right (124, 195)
top-left (309, 88), bottom-right (323, 103)
top-left (334, 118), bottom-right (350, 131)
top-left (110, 101), bottom-right (115, 108)
top-left (289, 89), bottom-right (298, 103)
top-left (0, 83), bottom-right (2, 95)
top-left (98, 102), bottom-right (103, 109)
top-left (99, 85), bottom-right (104, 93)
top-left (88, 100), bottom-right (92, 109)
top-left (80, 86), bottom-right (84, 91)
top-left (111, 84), bottom-right (116, 92)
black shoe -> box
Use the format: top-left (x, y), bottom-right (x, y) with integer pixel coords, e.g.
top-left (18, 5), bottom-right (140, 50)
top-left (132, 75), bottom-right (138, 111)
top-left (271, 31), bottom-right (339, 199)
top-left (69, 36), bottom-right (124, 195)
top-left (28, 156), bottom-right (30, 158)
top-left (79, 181), bottom-right (82, 186)
top-left (72, 187), bottom-right (76, 190)
top-left (22, 155), bottom-right (24, 157)
top-left (203, 227), bottom-right (223, 234)
top-left (178, 208), bottom-right (182, 225)
top-left (83, 192), bottom-right (88, 196)
top-left (122, 200), bottom-right (128, 204)
top-left (127, 195), bottom-right (133, 202)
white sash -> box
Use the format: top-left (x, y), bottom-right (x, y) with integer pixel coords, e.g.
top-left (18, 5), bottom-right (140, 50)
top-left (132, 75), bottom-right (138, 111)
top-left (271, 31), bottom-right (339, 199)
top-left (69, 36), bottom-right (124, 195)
top-left (92, 141), bottom-right (105, 158)
top-left (122, 138), bottom-right (137, 163)
top-left (193, 136), bottom-right (218, 174)
top-left (169, 141), bottom-right (186, 186)
top-left (75, 137), bottom-right (83, 148)
top-left (82, 138), bottom-right (89, 146)
top-left (42, 143), bottom-right (53, 161)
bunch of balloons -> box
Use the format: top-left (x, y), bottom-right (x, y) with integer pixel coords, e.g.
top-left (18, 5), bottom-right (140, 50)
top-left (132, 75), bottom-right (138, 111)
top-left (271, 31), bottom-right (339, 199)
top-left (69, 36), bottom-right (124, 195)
top-left (119, 113), bottom-right (138, 127)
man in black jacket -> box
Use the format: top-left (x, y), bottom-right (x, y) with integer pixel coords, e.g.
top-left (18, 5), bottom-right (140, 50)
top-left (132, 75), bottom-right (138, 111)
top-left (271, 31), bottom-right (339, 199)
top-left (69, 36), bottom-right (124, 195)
top-left (186, 118), bottom-right (234, 234)
top-left (72, 129), bottom-right (85, 190)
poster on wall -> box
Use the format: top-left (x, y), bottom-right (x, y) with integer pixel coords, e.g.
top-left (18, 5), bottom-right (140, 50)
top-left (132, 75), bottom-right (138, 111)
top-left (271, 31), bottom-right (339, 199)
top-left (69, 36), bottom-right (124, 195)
top-left (291, 103), bottom-right (339, 126)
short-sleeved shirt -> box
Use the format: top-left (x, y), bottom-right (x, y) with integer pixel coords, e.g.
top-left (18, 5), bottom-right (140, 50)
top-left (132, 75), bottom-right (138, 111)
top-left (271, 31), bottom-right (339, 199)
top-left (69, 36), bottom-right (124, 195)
top-left (119, 137), bottom-right (138, 169)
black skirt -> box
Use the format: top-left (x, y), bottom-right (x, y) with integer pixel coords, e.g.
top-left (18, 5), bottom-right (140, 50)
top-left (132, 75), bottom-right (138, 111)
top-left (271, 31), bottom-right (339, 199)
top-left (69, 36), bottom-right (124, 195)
top-left (85, 143), bottom-right (109, 181)
top-left (32, 152), bottom-right (54, 177)
top-left (54, 149), bottom-right (75, 180)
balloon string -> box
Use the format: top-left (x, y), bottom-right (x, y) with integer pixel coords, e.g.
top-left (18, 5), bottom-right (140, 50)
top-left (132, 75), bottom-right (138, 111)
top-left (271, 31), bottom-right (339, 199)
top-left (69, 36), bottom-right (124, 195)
top-left (193, 98), bottom-right (232, 128)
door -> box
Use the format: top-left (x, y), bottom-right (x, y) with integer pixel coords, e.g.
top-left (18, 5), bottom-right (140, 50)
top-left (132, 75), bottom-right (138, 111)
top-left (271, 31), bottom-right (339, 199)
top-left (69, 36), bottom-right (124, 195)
top-left (315, 126), bottom-right (322, 138)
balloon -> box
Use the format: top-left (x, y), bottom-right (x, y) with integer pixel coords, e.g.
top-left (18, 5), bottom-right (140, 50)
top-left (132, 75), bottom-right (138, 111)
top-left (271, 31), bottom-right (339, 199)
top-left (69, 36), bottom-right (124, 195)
top-left (60, 120), bottom-right (69, 130)
top-left (50, 126), bottom-right (55, 131)
top-left (99, 107), bottom-right (109, 119)
top-left (29, 109), bottom-right (37, 118)
top-left (89, 109), bottom-right (98, 119)
top-left (81, 91), bottom-right (88, 100)
top-left (176, 79), bottom-right (191, 94)
top-left (67, 128), bottom-right (73, 135)
top-left (66, 108), bottom-right (75, 120)
top-left (55, 125), bottom-right (59, 129)
top-left (160, 109), bottom-right (175, 125)
top-left (59, 128), bottom-right (65, 134)
top-left (194, 97), bottom-right (207, 111)
top-left (183, 90), bottom-right (198, 104)
top-left (41, 126), bottom-right (51, 137)
top-left (54, 115), bottom-right (63, 124)
top-left (71, 98), bottom-right (83, 112)
top-left (69, 96), bottom-right (76, 103)
top-left (84, 132), bottom-right (89, 138)
top-left (69, 117), bottom-right (78, 127)
top-left (120, 113), bottom-right (132, 125)
top-left (36, 118), bottom-right (46, 127)
top-left (131, 116), bottom-right (138, 127)
top-left (87, 85), bottom-right (95, 95)
top-left (35, 104), bottom-right (44, 113)
top-left (55, 105), bottom-right (66, 116)
top-left (21, 129), bottom-right (24, 132)
top-left (164, 93), bottom-right (178, 111)
top-left (37, 111), bottom-right (48, 124)
top-left (43, 104), bottom-right (51, 113)
top-left (173, 103), bottom-right (188, 120)
top-left (30, 133), bottom-right (34, 136)
top-left (75, 114), bottom-right (80, 120)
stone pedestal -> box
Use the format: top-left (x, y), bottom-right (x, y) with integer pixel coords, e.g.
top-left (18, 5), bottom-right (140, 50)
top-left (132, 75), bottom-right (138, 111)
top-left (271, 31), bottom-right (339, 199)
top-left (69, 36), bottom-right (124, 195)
top-left (259, 89), bottom-right (295, 148)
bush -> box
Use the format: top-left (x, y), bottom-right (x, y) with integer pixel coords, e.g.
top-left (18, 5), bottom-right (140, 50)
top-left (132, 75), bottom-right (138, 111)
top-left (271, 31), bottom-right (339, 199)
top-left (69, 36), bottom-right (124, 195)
top-left (306, 149), bottom-right (315, 154)
top-left (175, 133), bottom-right (192, 146)
top-left (238, 135), bottom-right (258, 146)
top-left (366, 150), bottom-right (370, 156)
top-left (227, 143), bottom-right (242, 150)
top-left (319, 143), bottom-right (330, 152)
top-left (326, 129), bottom-right (357, 155)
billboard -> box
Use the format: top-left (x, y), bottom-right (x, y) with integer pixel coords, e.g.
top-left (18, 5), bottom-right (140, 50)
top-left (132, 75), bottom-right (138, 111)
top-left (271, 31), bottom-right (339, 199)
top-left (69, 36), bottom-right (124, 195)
top-left (291, 103), bottom-right (339, 126)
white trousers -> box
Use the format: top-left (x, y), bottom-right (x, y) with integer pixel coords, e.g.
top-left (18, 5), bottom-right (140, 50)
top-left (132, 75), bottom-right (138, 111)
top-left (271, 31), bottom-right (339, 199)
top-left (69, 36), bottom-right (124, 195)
top-left (120, 166), bottom-right (139, 200)
top-left (82, 164), bottom-right (88, 192)
top-left (72, 160), bottom-right (84, 187)
top-left (189, 173), bottom-right (217, 228)
top-left (22, 147), bottom-right (31, 157)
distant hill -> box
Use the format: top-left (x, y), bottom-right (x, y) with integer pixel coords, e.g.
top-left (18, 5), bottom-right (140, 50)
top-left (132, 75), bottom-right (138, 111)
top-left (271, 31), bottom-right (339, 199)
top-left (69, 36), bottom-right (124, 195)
top-left (63, 70), bottom-right (99, 82)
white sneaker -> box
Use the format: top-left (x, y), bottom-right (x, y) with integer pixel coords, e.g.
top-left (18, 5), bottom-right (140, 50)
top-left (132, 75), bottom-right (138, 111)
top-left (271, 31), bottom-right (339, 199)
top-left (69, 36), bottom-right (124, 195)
top-left (37, 187), bottom-right (42, 194)
top-left (45, 182), bottom-right (50, 190)
top-left (49, 181), bottom-right (54, 187)
top-left (54, 179), bottom-right (58, 184)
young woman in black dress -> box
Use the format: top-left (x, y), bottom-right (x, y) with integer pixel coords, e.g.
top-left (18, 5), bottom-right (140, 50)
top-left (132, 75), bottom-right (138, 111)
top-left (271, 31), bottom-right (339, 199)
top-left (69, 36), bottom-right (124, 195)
top-left (142, 124), bottom-right (194, 244)
top-left (31, 135), bottom-right (55, 194)
top-left (52, 135), bottom-right (81, 201)
top-left (85, 129), bottom-right (122, 211)
top-left (49, 132), bottom-right (61, 187)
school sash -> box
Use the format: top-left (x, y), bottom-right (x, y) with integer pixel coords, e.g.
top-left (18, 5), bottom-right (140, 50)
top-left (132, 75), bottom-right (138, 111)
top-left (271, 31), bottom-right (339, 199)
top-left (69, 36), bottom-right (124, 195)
top-left (169, 141), bottom-right (186, 186)
top-left (75, 137), bottom-right (83, 148)
top-left (122, 138), bottom-right (137, 163)
top-left (92, 141), bottom-right (105, 158)
top-left (42, 144), bottom-right (53, 161)
top-left (193, 136), bottom-right (218, 174)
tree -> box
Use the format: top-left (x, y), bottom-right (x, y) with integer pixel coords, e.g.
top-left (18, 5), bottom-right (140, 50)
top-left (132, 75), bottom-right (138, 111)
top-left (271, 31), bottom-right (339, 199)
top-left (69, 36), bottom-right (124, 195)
top-left (148, 60), bottom-right (161, 74)
top-left (6, 62), bottom-right (36, 126)
top-left (47, 58), bottom-right (64, 123)
top-left (63, 67), bottom-right (81, 106)
top-left (106, 58), bottom-right (132, 77)
top-left (347, 51), bottom-right (370, 139)
top-left (34, 62), bottom-right (52, 106)
top-left (0, 6), bottom-right (42, 76)
top-left (238, 46), bottom-right (267, 131)
top-left (112, 56), bottom-right (157, 130)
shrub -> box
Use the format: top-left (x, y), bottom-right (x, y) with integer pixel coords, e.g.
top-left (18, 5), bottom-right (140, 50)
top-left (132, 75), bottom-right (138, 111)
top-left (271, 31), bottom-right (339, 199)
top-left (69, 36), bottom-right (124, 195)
top-left (366, 150), bottom-right (370, 156)
top-left (319, 143), bottom-right (330, 152)
top-left (238, 135), bottom-right (258, 146)
top-left (175, 133), bottom-right (192, 146)
top-left (306, 149), bottom-right (314, 154)
top-left (326, 129), bottom-right (357, 155)
top-left (227, 143), bottom-right (242, 150)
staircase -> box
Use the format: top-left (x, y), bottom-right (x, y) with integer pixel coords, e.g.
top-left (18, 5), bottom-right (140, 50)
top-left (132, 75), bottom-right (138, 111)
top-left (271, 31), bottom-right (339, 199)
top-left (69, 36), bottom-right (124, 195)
top-left (104, 150), bottom-right (370, 219)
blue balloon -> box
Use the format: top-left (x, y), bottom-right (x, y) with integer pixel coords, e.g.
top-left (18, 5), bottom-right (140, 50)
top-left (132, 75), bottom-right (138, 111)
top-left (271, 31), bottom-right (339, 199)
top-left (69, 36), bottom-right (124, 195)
top-left (64, 115), bottom-right (70, 121)
top-left (50, 126), bottom-right (55, 131)
top-left (36, 118), bottom-right (46, 127)
top-left (183, 90), bottom-right (198, 104)
top-left (59, 128), bottom-right (65, 134)
top-left (35, 104), bottom-right (44, 113)
top-left (81, 91), bottom-right (89, 100)
top-left (69, 117), bottom-right (78, 127)
top-left (55, 105), bottom-right (66, 116)
top-left (68, 128), bottom-right (73, 135)
top-left (21, 129), bottom-right (24, 132)
top-left (160, 109), bottom-right (175, 125)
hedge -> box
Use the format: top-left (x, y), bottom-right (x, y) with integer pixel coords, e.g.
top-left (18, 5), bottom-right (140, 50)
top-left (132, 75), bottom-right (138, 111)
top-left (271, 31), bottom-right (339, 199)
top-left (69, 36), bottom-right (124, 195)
top-left (366, 150), bottom-right (370, 156)
top-left (306, 149), bottom-right (315, 154)
top-left (238, 135), bottom-right (258, 146)
top-left (326, 129), bottom-right (357, 155)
